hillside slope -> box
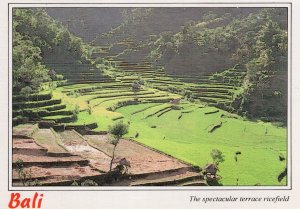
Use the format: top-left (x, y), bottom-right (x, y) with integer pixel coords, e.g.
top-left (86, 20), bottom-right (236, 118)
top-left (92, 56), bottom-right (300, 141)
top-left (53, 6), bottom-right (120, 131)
top-left (89, 8), bottom-right (288, 122)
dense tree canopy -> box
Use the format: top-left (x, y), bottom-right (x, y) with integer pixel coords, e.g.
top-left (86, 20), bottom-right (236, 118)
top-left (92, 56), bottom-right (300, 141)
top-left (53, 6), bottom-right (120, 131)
top-left (12, 8), bottom-right (91, 93)
top-left (146, 8), bottom-right (287, 121)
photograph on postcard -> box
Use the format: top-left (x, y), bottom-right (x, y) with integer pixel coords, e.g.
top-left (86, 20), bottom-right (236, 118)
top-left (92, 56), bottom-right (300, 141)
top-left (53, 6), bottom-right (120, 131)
top-left (10, 6), bottom-right (289, 188)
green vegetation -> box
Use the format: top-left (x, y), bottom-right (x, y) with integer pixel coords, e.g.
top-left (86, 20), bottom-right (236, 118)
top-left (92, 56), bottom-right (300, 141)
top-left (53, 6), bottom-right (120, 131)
top-left (116, 103), bottom-right (286, 185)
top-left (13, 8), bottom-right (92, 93)
top-left (108, 121), bottom-right (129, 171)
top-left (90, 8), bottom-right (287, 123)
top-left (210, 149), bottom-right (225, 165)
top-left (13, 77), bottom-right (286, 185)
top-left (12, 8), bottom-right (287, 186)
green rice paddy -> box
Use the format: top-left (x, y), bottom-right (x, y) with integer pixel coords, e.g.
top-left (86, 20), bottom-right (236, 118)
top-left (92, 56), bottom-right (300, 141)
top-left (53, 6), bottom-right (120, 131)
top-left (13, 63), bottom-right (287, 186)
top-left (49, 79), bottom-right (287, 186)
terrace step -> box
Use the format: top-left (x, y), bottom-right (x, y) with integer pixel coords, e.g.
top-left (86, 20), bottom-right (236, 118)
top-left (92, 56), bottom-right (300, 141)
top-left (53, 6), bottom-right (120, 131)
top-left (32, 129), bottom-right (71, 156)
top-left (12, 165), bottom-right (103, 186)
top-left (12, 153), bottom-right (89, 167)
top-left (191, 88), bottom-right (232, 94)
top-left (179, 180), bottom-right (208, 186)
top-left (41, 104), bottom-right (67, 112)
top-left (42, 114), bottom-right (77, 123)
top-left (198, 97), bottom-right (231, 104)
top-left (195, 93), bottom-right (232, 100)
top-left (85, 136), bottom-right (196, 178)
top-left (58, 130), bottom-right (112, 172)
top-left (130, 169), bottom-right (203, 186)
top-left (13, 137), bottom-right (48, 156)
top-left (11, 130), bottom-right (106, 186)
top-left (13, 99), bottom-right (62, 109)
top-left (13, 124), bottom-right (38, 137)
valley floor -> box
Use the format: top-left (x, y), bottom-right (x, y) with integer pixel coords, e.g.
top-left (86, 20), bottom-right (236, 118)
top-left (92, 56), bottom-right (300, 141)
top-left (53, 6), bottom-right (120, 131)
top-left (48, 80), bottom-right (287, 186)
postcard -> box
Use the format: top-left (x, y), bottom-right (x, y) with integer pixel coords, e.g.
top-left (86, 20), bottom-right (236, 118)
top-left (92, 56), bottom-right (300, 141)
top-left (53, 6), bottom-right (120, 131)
top-left (0, 1), bottom-right (299, 209)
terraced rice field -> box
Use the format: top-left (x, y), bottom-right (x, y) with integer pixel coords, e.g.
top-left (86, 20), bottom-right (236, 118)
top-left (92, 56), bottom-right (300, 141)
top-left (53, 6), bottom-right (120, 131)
top-left (12, 128), bottom-right (103, 186)
top-left (52, 79), bottom-right (182, 131)
top-left (13, 125), bottom-right (203, 186)
top-left (116, 103), bottom-right (286, 186)
top-left (103, 60), bottom-right (245, 109)
top-left (13, 52), bottom-right (287, 186)
top-left (44, 71), bottom-right (286, 186)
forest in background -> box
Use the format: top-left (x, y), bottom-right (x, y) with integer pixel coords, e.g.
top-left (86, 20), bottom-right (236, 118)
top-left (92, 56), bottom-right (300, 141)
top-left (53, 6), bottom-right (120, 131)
top-left (13, 8), bottom-right (288, 122)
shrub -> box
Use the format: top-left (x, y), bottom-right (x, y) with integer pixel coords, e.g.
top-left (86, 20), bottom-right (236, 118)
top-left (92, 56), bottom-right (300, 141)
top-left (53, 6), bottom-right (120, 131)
top-left (81, 179), bottom-right (98, 186)
top-left (56, 74), bottom-right (64, 81)
top-left (109, 121), bottom-right (129, 140)
top-left (138, 78), bottom-right (145, 85)
top-left (132, 81), bottom-right (141, 92)
top-left (210, 149), bottom-right (225, 165)
top-left (279, 153), bottom-right (285, 161)
top-left (88, 106), bottom-right (92, 115)
top-left (74, 105), bottom-right (80, 114)
top-left (49, 70), bottom-right (57, 80)
top-left (193, 165), bottom-right (202, 172)
top-left (71, 181), bottom-right (79, 186)
top-left (20, 86), bottom-right (34, 97)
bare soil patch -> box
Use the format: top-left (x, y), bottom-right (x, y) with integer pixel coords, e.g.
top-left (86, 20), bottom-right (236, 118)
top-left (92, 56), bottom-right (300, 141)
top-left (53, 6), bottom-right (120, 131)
top-left (12, 126), bottom-right (204, 186)
top-left (58, 130), bottom-right (112, 172)
top-left (12, 133), bottom-right (104, 186)
top-left (13, 137), bottom-right (47, 156)
top-left (12, 153), bottom-right (89, 167)
top-left (85, 134), bottom-right (190, 175)
top-left (12, 165), bottom-right (101, 182)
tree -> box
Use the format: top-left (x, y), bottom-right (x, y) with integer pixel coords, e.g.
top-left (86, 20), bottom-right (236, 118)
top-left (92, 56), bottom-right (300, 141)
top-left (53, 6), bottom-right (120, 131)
top-left (132, 81), bottom-right (141, 101)
top-left (210, 149), bottom-right (225, 165)
top-left (12, 8), bottom-right (91, 93)
top-left (131, 81), bottom-right (141, 92)
top-left (108, 121), bottom-right (129, 171)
